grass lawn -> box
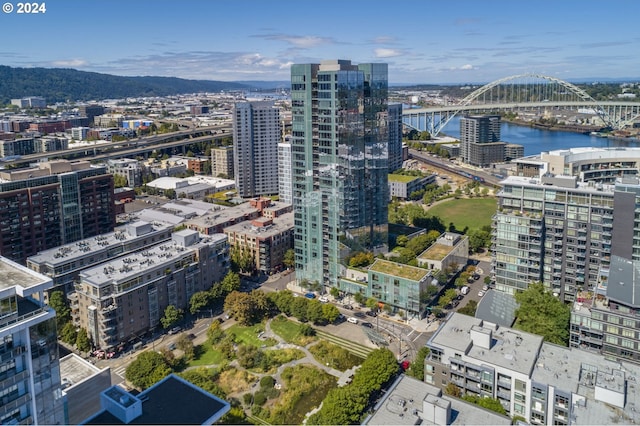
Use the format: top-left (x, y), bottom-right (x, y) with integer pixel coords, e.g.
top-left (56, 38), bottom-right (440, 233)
top-left (189, 345), bottom-right (225, 366)
top-left (270, 316), bottom-right (316, 346)
top-left (226, 323), bottom-right (278, 347)
top-left (427, 197), bottom-right (497, 231)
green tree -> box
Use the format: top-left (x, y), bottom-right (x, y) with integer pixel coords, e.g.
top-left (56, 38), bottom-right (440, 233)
top-left (48, 290), bottom-right (71, 326)
top-left (306, 299), bottom-right (325, 324)
top-left (395, 235), bottom-right (409, 247)
top-left (365, 297), bottom-right (379, 312)
top-left (206, 319), bottom-right (225, 345)
top-left (220, 271), bottom-right (241, 294)
top-left (438, 288), bottom-right (458, 308)
top-left (420, 285), bottom-right (439, 304)
top-left (329, 287), bottom-right (340, 298)
top-left (189, 291), bottom-right (211, 315)
top-left (514, 283), bottom-right (570, 346)
top-left (224, 291), bottom-right (252, 325)
top-left (164, 188), bottom-right (176, 199)
top-left (180, 367), bottom-right (225, 398)
top-left (349, 251), bottom-right (375, 267)
top-left (283, 249), bottom-right (295, 269)
top-left (113, 173), bottom-right (128, 188)
top-left (445, 382), bottom-right (462, 397)
top-left (176, 334), bottom-right (195, 360)
top-left (407, 346), bottom-right (430, 380)
top-left (230, 246), bottom-right (254, 273)
top-left (60, 322), bottom-right (77, 344)
top-left (125, 351), bottom-right (171, 390)
top-left (321, 303), bottom-right (341, 323)
top-left (458, 300), bottom-right (478, 316)
top-left (354, 292), bottom-right (366, 306)
top-left (75, 328), bottom-right (92, 352)
top-left (462, 394), bottom-right (507, 415)
top-left (160, 305), bottom-right (183, 329)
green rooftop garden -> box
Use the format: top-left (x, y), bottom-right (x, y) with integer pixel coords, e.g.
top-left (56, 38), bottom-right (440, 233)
top-left (369, 259), bottom-right (428, 281)
top-left (418, 243), bottom-right (453, 261)
top-left (388, 174), bottom-right (419, 183)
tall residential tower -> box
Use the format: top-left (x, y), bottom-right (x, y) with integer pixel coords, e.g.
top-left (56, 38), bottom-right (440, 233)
top-left (232, 101), bottom-right (280, 198)
top-left (291, 60), bottom-right (389, 288)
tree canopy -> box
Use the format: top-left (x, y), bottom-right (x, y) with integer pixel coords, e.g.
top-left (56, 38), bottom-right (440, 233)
top-left (514, 283), bottom-right (570, 346)
top-left (125, 351), bottom-right (171, 390)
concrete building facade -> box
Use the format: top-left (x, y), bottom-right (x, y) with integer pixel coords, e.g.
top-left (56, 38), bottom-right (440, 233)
top-left (75, 231), bottom-right (229, 350)
top-left (277, 142), bottom-right (293, 204)
top-left (233, 101), bottom-right (280, 198)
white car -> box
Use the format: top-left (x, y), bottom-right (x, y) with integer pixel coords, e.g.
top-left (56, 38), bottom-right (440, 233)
top-left (347, 317), bottom-right (358, 324)
top-left (478, 290), bottom-right (485, 297)
top-left (319, 296), bottom-right (329, 303)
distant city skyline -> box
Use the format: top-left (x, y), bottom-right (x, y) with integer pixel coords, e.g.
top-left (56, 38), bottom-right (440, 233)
top-left (1, 0), bottom-right (639, 85)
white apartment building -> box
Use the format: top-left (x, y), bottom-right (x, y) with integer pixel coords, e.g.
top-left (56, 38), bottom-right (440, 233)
top-left (233, 101), bottom-right (280, 198)
top-left (277, 142), bottom-right (292, 204)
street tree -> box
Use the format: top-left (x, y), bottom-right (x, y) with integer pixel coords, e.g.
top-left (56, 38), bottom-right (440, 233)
top-left (125, 351), bottom-right (171, 390)
top-left (75, 328), bottom-right (92, 353)
top-left (189, 291), bottom-right (211, 315)
top-left (206, 319), bottom-right (225, 345)
top-left (160, 305), bottom-right (183, 329)
top-left (49, 291), bottom-right (71, 326)
top-left (322, 304), bottom-right (341, 323)
top-left (407, 347), bottom-right (430, 380)
top-left (224, 291), bottom-right (252, 325)
top-left (283, 249), bottom-right (295, 269)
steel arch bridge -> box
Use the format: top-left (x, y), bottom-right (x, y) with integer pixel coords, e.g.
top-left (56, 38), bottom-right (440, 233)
top-left (402, 73), bottom-right (640, 136)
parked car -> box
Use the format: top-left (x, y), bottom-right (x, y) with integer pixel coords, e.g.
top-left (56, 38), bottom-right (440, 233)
top-left (304, 293), bottom-right (316, 299)
top-left (343, 304), bottom-right (354, 310)
top-left (460, 286), bottom-right (470, 295)
top-left (478, 290), bottom-right (485, 297)
top-left (354, 312), bottom-right (365, 318)
top-left (482, 285), bottom-right (489, 291)
top-left (319, 296), bottom-right (329, 303)
top-left (168, 326), bottom-right (182, 335)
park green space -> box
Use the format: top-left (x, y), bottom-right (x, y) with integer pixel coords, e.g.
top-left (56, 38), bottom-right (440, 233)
top-left (427, 197), bottom-right (497, 231)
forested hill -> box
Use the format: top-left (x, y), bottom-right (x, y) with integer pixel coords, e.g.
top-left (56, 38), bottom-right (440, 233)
top-left (0, 66), bottom-right (251, 104)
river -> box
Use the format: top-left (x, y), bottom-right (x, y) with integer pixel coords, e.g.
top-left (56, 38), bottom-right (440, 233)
top-left (440, 116), bottom-right (640, 157)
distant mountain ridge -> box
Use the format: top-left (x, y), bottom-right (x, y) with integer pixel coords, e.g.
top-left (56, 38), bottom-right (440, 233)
top-left (0, 66), bottom-right (252, 104)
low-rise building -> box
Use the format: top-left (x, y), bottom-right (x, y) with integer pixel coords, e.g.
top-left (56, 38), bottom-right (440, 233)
top-left (224, 213), bottom-right (294, 274)
top-left (367, 259), bottom-right (433, 318)
top-left (59, 354), bottom-right (111, 425)
top-left (417, 232), bottom-right (469, 273)
top-left (83, 374), bottom-right (230, 425)
top-left (425, 312), bottom-right (640, 425)
top-left (388, 173), bottom-right (436, 200)
top-left (365, 375), bottom-right (511, 426)
top-left (75, 230), bottom-right (229, 350)
top-left (107, 158), bottom-right (141, 187)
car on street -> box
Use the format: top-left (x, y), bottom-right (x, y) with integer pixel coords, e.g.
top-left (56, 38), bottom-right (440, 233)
top-left (168, 326), bottom-right (182, 335)
top-left (460, 286), bottom-right (470, 295)
top-left (482, 285), bottom-right (489, 291)
top-left (304, 293), bottom-right (316, 299)
top-left (478, 290), bottom-right (485, 297)
top-left (354, 312), bottom-right (365, 318)
top-left (347, 317), bottom-right (358, 324)
top-left (365, 310), bottom-right (377, 317)
top-left (319, 296), bottom-right (329, 303)
top-left (343, 304), bottom-right (354, 310)
top-left (361, 322), bottom-right (373, 328)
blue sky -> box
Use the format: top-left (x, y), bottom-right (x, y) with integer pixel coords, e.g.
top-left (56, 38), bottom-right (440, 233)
top-left (1, 0), bottom-right (638, 84)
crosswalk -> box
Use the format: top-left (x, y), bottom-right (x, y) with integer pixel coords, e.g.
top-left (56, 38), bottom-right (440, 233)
top-left (113, 365), bottom-right (127, 379)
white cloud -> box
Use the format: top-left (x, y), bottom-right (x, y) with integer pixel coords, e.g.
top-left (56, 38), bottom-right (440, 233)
top-left (51, 59), bottom-right (88, 67)
top-left (375, 48), bottom-right (403, 58)
top-left (460, 64), bottom-right (474, 70)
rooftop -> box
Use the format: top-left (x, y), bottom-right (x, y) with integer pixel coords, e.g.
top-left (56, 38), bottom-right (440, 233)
top-left (60, 353), bottom-right (106, 390)
top-left (0, 256), bottom-right (52, 297)
top-left (419, 243), bottom-right (453, 261)
top-left (388, 173), bottom-right (420, 183)
top-left (80, 233), bottom-right (226, 287)
top-left (365, 375), bottom-right (510, 426)
top-left (475, 290), bottom-right (519, 327)
top-left (223, 212), bottom-right (294, 238)
top-left (85, 374), bottom-right (230, 425)
top-left (429, 313), bottom-right (543, 375)
top-left (369, 259), bottom-right (430, 282)
top-left (27, 221), bottom-right (173, 267)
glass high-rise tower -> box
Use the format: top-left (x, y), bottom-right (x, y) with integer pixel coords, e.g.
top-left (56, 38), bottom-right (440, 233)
top-left (291, 60), bottom-right (389, 288)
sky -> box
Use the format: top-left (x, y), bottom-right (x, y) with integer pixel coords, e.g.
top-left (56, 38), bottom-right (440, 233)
top-left (1, 0), bottom-right (639, 85)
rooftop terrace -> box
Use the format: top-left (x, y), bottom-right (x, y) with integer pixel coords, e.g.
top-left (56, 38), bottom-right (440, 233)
top-left (369, 259), bottom-right (430, 282)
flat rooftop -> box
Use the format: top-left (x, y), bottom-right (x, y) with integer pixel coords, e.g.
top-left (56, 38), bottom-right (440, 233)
top-left (429, 313), bottom-right (543, 376)
top-left (365, 375), bottom-right (510, 426)
top-left (28, 221), bottom-right (173, 267)
top-left (60, 353), bottom-right (105, 389)
top-left (388, 173), bottom-right (419, 183)
top-left (419, 243), bottom-right (454, 261)
top-left (532, 343), bottom-right (640, 425)
top-left (185, 202), bottom-right (259, 228)
top-left (369, 259), bottom-right (430, 282)
top-left (0, 256), bottom-right (51, 296)
top-left (86, 375), bottom-right (230, 425)
top-left (223, 212), bottom-right (293, 238)
top-left (80, 233), bottom-right (226, 287)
